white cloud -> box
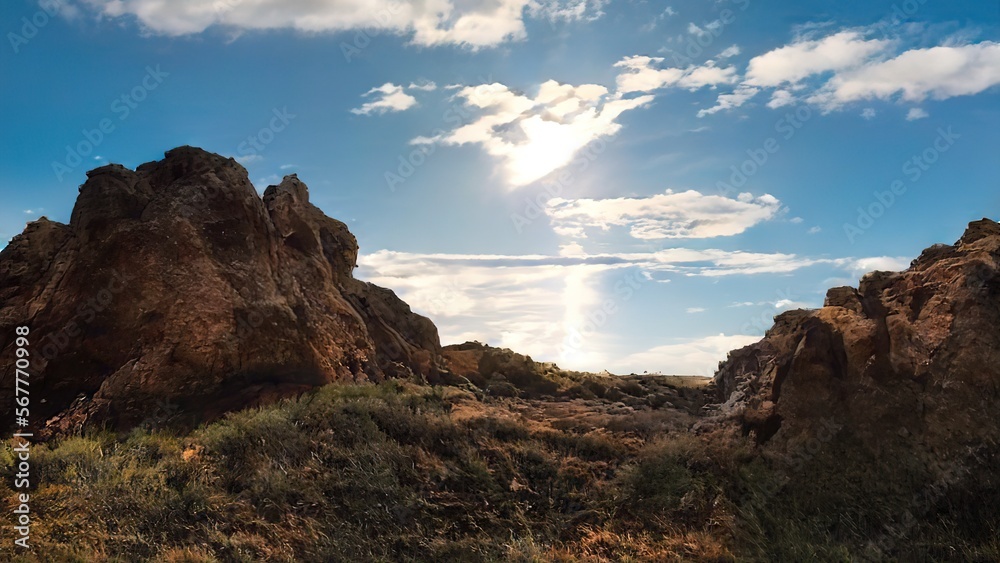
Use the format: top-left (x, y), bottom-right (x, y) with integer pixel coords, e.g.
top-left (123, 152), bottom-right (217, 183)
top-left (408, 81), bottom-right (438, 91)
top-left (545, 189), bottom-right (782, 240)
top-left (852, 256), bottom-right (910, 274)
top-left (641, 6), bottom-right (677, 31)
top-left (686, 307), bottom-right (706, 314)
top-left (254, 174), bottom-right (281, 188)
top-left (905, 107), bottom-right (929, 120)
top-left (687, 22), bottom-right (706, 36)
top-left (617, 334), bottom-right (761, 376)
top-left (351, 83), bottom-right (418, 116)
top-left (810, 42), bottom-right (1000, 109)
top-left (409, 54), bottom-right (740, 180)
top-left (615, 56), bottom-right (738, 94)
top-left (807, 226), bottom-right (822, 234)
top-left (530, 0), bottom-right (608, 22)
top-left (414, 80), bottom-right (654, 187)
top-left (356, 247), bottom-right (910, 371)
top-left (766, 89), bottom-right (796, 108)
top-left (279, 164), bottom-right (297, 170)
top-left (744, 31), bottom-right (890, 88)
top-left (74, 0), bottom-right (605, 48)
top-left (702, 31), bottom-right (1000, 117)
top-left (235, 154), bottom-right (263, 164)
top-left (718, 44), bottom-right (741, 59)
top-left (773, 298), bottom-right (810, 309)
top-left (697, 85), bottom-right (758, 117)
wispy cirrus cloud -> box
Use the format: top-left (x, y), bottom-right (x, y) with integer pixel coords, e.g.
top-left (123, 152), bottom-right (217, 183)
top-left (358, 246), bottom-right (906, 372)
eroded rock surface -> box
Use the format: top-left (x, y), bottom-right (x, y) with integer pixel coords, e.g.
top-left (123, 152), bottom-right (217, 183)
top-left (709, 219), bottom-right (1000, 472)
top-left (0, 146), bottom-right (443, 433)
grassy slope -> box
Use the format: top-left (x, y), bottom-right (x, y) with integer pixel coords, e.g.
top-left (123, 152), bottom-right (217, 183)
top-left (1, 377), bottom-right (997, 562)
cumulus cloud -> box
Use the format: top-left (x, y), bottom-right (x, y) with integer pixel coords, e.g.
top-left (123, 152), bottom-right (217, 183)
top-left (413, 54), bottom-right (745, 183)
top-left (906, 107), bottom-right (929, 120)
top-left (852, 256), bottom-right (910, 273)
top-left (412, 80), bottom-right (654, 186)
top-left (766, 89), bottom-right (796, 108)
top-left (615, 55), bottom-right (738, 94)
top-left (545, 189), bottom-right (782, 240)
top-left (351, 83), bottom-right (418, 116)
top-left (697, 85), bottom-right (758, 117)
top-left (701, 29), bottom-right (1000, 116)
top-left (530, 0), bottom-right (608, 22)
top-left (687, 22), bottom-right (706, 36)
top-left (809, 42), bottom-right (1000, 109)
top-left (718, 44), bottom-right (741, 59)
top-left (72, 0), bottom-right (606, 48)
top-left (861, 107), bottom-right (876, 119)
top-left (744, 31), bottom-right (889, 87)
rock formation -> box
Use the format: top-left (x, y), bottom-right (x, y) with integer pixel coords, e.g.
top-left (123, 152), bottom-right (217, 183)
top-left (710, 218), bottom-right (1000, 473)
top-left (0, 146), bottom-right (443, 434)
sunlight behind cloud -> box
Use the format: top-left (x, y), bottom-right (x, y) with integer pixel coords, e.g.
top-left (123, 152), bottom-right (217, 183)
top-left (413, 80), bottom-right (654, 187)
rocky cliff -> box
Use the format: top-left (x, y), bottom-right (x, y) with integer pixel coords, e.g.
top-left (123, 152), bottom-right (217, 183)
top-left (0, 146), bottom-right (443, 433)
top-left (710, 218), bottom-right (1000, 478)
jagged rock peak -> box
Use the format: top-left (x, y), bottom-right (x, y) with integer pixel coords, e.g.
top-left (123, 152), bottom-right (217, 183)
top-left (707, 217), bottom-right (1000, 479)
top-left (0, 146), bottom-right (444, 435)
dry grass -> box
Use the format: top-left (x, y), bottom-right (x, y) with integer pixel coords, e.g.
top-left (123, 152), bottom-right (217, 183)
top-left (0, 378), bottom-right (995, 562)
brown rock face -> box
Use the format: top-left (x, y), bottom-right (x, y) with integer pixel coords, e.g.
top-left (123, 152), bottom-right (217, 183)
top-left (711, 218), bottom-right (1000, 465)
top-left (0, 146), bottom-right (442, 433)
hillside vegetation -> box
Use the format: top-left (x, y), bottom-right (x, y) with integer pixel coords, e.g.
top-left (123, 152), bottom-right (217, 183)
top-left (2, 374), bottom-right (997, 562)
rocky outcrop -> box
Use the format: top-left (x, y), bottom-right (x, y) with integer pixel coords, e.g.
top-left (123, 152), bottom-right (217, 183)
top-left (442, 341), bottom-right (558, 395)
top-left (710, 218), bottom-right (1000, 469)
top-left (0, 147), bottom-right (443, 433)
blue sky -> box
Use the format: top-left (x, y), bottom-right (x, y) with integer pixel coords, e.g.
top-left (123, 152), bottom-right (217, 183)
top-left (2, 0), bottom-right (998, 374)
